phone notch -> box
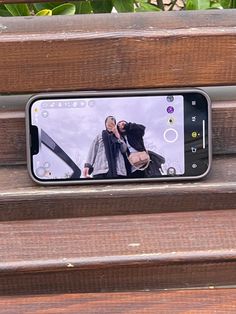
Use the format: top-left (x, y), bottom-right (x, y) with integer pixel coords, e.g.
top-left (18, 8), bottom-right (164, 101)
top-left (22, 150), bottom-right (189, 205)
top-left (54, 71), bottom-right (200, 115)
top-left (30, 125), bottom-right (39, 155)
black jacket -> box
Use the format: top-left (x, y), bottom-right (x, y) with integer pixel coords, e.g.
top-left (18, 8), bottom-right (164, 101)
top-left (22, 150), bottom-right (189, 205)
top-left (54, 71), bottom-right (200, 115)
top-left (125, 123), bottom-right (146, 152)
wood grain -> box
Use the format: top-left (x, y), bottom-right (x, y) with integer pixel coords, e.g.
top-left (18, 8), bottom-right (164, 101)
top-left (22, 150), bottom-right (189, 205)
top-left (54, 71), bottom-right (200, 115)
top-left (0, 155), bottom-right (235, 221)
top-left (0, 9), bottom-right (235, 302)
top-left (212, 101), bottom-right (236, 154)
top-left (0, 111), bottom-right (25, 164)
top-left (3, 262), bottom-right (236, 295)
top-left (1, 289), bottom-right (236, 313)
top-left (1, 11), bottom-right (236, 93)
top-left (0, 101), bottom-right (236, 165)
top-left (0, 209), bottom-right (236, 294)
top-left (1, 208), bottom-right (236, 262)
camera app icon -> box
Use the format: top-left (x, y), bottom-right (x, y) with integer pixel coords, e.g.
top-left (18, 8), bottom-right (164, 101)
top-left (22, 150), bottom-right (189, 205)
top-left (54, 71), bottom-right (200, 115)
top-left (167, 96), bottom-right (174, 102)
top-left (167, 106), bottom-right (174, 114)
top-left (42, 111), bottom-right (49, 118)
top-left (88, 100), bottom-right (96, 108)
top-left (167, 167), bottom-right (176, 176)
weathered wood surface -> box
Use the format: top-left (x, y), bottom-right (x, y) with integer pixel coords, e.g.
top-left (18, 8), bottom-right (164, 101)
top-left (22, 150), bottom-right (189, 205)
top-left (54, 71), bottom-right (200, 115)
top-left (0, 101), bottom-right (235, 165)
top-left (0, 209), bottom-right (236, 294)
top-left (1, 289), bottom-right (236, 313)
top-left (1, 11), bottom-right (236, 93)
top-left (0, 8), bottom-right (235, 305)
top-left (212, 101), bottom-right (236, 154)
top-left (0, 111), bottom-right (25, 164)
top-left (0, 155), bottom-right (235, 221)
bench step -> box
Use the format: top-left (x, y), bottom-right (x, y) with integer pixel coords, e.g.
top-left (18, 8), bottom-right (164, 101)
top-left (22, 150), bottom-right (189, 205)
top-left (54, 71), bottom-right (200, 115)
top-left (0, 155), bottom-right (235, 221)
top-left (0, 209), bottom-right (236, 294)
top-left (1, 289), bottom-right (236, 313)
top-left (1, 11), bottom-right (236, 93)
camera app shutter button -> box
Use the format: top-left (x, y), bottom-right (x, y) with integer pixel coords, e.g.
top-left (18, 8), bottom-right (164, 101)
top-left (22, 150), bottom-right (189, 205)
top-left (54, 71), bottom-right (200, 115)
top-left (164, 128), bottom-right (178, 143)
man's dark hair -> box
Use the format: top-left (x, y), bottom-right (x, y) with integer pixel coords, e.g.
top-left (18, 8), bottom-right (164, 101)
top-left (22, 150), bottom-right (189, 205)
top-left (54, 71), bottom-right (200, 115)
top-left (105, 116), bottom-right (116, 125)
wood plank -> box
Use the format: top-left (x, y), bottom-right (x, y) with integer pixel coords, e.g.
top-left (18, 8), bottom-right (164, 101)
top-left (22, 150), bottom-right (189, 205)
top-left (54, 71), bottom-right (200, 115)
top-left (0, 209), bottom-right (236, 294)
top-left (212, 101), bottom-right (236, 154)
top-left (0, 101), bottom-right (236, 165)
top-left (0, 111), bottom-right (25, 164)
top-left (1, 289), bottom-right (236, 313)
top-left (0, 155), bottom-right (235, 221)
top-left (1, 11), bottom-right (236, 93)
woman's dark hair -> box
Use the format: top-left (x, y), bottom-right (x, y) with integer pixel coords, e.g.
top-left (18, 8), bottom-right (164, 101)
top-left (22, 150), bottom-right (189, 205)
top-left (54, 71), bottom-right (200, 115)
top-left (117, 120), bottom-right (128, 133)
top-left (117, 120), bottom-right (127, 125)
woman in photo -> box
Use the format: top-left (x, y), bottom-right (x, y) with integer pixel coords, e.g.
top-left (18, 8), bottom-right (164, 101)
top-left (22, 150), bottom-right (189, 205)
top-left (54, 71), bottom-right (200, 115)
top-left (117, 120), bottom-right (147, 178)
top-left (83, 116), bottom-right (127, 179)
top-left (117, 120), bottom-right (165, 178)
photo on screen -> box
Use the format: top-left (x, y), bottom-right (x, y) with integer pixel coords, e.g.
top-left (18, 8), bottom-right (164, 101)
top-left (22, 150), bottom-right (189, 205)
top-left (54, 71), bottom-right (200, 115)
top-left (31, 95), bottom-right (185, 180)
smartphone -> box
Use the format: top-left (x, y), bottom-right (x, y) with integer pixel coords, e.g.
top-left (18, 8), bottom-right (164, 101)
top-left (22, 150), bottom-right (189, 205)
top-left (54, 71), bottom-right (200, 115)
top-left (26, 89), bottom-right (212, 185)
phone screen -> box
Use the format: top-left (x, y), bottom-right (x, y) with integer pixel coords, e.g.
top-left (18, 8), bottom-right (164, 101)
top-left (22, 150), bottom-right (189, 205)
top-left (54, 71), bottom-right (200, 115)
top-left (29, 91), bottom-right (210, 182)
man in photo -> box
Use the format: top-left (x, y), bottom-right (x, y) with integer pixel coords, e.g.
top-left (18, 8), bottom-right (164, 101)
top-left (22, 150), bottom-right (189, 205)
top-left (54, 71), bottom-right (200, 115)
top-left (83, 116), bottom-right (127, 179)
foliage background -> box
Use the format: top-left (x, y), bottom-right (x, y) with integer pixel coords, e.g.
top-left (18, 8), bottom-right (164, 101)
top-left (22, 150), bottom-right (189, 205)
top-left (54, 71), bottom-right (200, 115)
top-left (0, 0), bottom-right (235, 17)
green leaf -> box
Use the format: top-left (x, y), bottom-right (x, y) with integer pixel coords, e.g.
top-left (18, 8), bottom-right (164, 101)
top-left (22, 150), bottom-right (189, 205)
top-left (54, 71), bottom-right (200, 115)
top-left (113, 0), bottom-right (134, 12)
top-left (33, 2), bottom-right (61, 12)
top-left (4, 4), bottom-right (31, 16)
top-left (75, 1), bottom-right (92, 13)
top-left (4, 3), bottom-right (29, 16)
top-left (52, 3), bottom-right (76, 15)
top-left (36, 9), bottom-right (52, 15)
top-left (136, 2), bottom-right (161, 11)
top-left (0, 9), bottom-right (11, 16)
top-left (91, 0), bottom-right (113, 12)
top-left (219, 0), bottom-right (230, 7)
top-left (186, 0), bottom-right (210, 9)
top-left (0, 4), bottom-right (11, 16)
top-left (209, 1), bottom-right (223, 8)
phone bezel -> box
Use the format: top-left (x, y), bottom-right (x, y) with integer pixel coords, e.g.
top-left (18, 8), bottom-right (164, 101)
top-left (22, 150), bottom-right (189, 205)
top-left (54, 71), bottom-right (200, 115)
top-left (25, 88), bottom-right (212, 185)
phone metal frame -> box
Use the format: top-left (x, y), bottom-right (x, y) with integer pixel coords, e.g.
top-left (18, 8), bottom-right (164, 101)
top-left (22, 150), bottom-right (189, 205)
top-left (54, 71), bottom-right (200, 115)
top-left (25, 88), bottom-right (212, 185)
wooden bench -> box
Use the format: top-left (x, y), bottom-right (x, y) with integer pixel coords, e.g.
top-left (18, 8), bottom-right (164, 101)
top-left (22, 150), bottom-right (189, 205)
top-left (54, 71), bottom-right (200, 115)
top-left (0, 7), bottom-right (236, 313)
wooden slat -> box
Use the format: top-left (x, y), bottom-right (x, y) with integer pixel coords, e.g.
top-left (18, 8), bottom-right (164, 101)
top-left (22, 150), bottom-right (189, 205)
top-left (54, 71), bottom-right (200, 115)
top-left (212, 101), bottom-right (236, 154)
top-left (0, 155), bottom-right (235, 221)
top-left (1, 289), bottom-right (236, 313)
top-left (0, 101), bottom-right (236, 165)
top-left (0, 209), bottom-right (236, 294)
top-left (0, 111), bottom-right (25, 164)
top-left (1, 11), bottom-right (236, 93)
